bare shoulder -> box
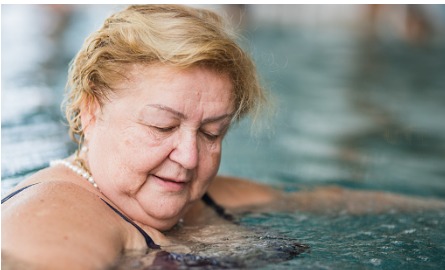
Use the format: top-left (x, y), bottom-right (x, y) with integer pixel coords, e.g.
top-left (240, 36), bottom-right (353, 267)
top-left (207, 175), bottom-right (282, 208)
top-left (2, 181), bottom-right (124, 269)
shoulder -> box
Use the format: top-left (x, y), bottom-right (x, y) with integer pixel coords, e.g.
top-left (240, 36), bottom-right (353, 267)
top-left (2, 181), bottom-right (125, 269)
top-left (2, 180), bottom-right (105, 214)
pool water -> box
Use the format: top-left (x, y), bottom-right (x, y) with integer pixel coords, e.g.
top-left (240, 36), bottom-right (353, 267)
top-left (2, 5), bottom-right (445, 269)
top-left (242, 211), bottom-right (445, 269)
top-left (113, 210), bottom-right (445, 269)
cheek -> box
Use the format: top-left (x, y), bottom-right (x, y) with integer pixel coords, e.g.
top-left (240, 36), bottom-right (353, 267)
top-left (199, 141), bottom-right (222, 177)
top-left (211, 150), bottom-right (221, 164)
top-left (193, 148), bottom-right (221, 199)
top-left (121, 128), bottom-right (175, 169)
top-left (208, 146), bottom-right (222, 168)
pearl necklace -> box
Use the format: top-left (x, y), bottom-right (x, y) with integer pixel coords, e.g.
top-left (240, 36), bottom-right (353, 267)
top-left (51, 159), bottom-right (186, 226)
top-left (50, 159), bottom-right (99, 190)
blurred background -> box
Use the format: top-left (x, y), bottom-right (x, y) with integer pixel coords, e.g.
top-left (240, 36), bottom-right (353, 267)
top-left (2, 4), bottom-right (445, 198)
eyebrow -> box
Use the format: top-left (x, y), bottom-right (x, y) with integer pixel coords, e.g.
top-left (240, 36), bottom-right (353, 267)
top-left (145, 104), bottom-right (234, 124)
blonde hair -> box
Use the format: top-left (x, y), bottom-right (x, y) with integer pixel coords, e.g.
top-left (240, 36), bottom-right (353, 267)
top-left (64, 4), bottom-right (266, 142)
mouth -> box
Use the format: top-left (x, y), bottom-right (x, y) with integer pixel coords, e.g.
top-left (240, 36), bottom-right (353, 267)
top-left (152, 175), bottom-right (189, 192)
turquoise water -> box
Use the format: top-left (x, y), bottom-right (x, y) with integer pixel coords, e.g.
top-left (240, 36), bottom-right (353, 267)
top-left (220, 26), bottom-right (445, 198)
top-left (2, 5), bottom-right (445, 269)
top-left (217, 23), bottom-right (445, 269)
top-left (240, 211), bottom-right (445, 269)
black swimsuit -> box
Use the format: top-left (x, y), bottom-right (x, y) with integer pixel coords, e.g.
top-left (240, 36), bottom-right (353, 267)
top-left (1, 183), bottom-right (231, 249)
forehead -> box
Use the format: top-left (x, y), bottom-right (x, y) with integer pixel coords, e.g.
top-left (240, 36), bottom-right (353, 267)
top-left (109, 64), bottom-right (235, 117)
top-left (116, 63), bottom-right (231, 92)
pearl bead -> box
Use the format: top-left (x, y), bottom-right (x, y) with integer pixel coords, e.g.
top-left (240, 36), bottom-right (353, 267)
top-left (50, 159), bottom-right (100, 191)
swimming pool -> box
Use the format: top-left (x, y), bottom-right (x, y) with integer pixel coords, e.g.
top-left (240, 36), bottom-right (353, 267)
top-left (2, 5), bottom-right (445, 269)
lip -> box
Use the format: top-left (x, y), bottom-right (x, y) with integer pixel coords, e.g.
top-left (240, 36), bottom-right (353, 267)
top-left (152, 175), bottom-right (189, 192)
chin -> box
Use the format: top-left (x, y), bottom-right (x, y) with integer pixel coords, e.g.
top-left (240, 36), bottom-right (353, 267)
top-left (147, 201), bottom-right (187, 228)
top-left (139, 190), bottom-right (197, 228)
top-left (148, 218), bottom-right (178, 231)
top-left (149, 211), bottom-right (185, 231)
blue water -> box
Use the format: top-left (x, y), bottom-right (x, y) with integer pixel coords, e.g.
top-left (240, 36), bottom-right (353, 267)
top-left (220, 25), bottom-right (445, 198)
top-left (240, 211), bottom-right (445, 269)
top-left (2, 5), bottom-right (445, 269)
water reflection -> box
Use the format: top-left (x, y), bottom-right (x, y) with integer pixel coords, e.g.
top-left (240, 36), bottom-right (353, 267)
top-left (1, 5), bottom-right (122, 192)
top-left (342, 26), bottom-right (445, 197)
top-left (217, 5), bottom-right (445, 200)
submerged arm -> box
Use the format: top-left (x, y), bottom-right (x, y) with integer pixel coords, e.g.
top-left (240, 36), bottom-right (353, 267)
top-left (208, 176), bottom-right (445, 214)
top-left (288, 186), bottom-right (445, 214)
top-left (208, 175), bottom-right (282, 208)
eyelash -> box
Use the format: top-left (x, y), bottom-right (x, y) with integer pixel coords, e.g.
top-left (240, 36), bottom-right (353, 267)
top-left (153, 126), bottom-right (176, 133)
top-left (151, 126), bottom-right (220, 141)
top-left (201, 130), bottom-right (219, 141)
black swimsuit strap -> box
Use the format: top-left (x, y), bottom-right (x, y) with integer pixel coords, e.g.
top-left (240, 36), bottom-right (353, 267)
top-left (1, 183), bottom-right (160, 250)
top-left (100, 199), bottom-right (160, 250)
top-left (201, 193), bottom-right (235, 222)
top-left (2, 185), bottom-right (231, 249)
top-left (1, 183), bottom-right (39, 204)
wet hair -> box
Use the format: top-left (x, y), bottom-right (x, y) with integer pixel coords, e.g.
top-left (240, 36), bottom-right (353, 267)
top-left (64, 4), bottom-right (266, 142)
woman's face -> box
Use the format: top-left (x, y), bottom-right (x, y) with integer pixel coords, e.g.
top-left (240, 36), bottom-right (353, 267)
top-left (83, 64), bottom-right (234, 230)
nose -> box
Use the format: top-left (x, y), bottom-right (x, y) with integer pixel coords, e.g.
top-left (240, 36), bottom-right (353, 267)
top-left (169, 130), bottom-right (199, 170)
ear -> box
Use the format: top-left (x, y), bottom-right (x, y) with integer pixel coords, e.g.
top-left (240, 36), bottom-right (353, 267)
top-left (80, 99), bottom-right (101, 141)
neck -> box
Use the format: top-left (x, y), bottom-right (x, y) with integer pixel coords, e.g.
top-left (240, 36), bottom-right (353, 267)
top-left (50, 158), bottom-right (100, 191)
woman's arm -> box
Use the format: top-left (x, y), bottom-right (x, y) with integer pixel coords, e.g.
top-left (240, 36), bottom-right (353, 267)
top-left (207, 175), bottom-right (282, 208)
top-left (288, 185), bottom-right (445, 214)
top-left (208, 176), bottom-right (445, 214)
top-left (1, 182), bottom-right (125, 270)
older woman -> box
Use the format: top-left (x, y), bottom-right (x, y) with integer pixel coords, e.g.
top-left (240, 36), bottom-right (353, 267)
top-left (2, 4), bottom-right (444, 270)
top-left (1, 4), bottom-right (279, 269)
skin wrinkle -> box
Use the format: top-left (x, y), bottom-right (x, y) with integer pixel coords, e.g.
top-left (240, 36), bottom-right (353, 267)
top-left (142, 104), bottom-right (234, 125)
top-left (111, 123), bottom-right (145, 196)
top-left (83, 64), bottom-right (235, 231)
top-left (2, 6), bottom-right (273, 268)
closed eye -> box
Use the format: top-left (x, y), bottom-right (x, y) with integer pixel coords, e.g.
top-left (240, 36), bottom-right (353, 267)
top-left (200, 123), bottom-right (231, 141)
top-left (200, 130), bottom-right (220, 141)
top-left (152, 126), bottom-right (177, 133)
